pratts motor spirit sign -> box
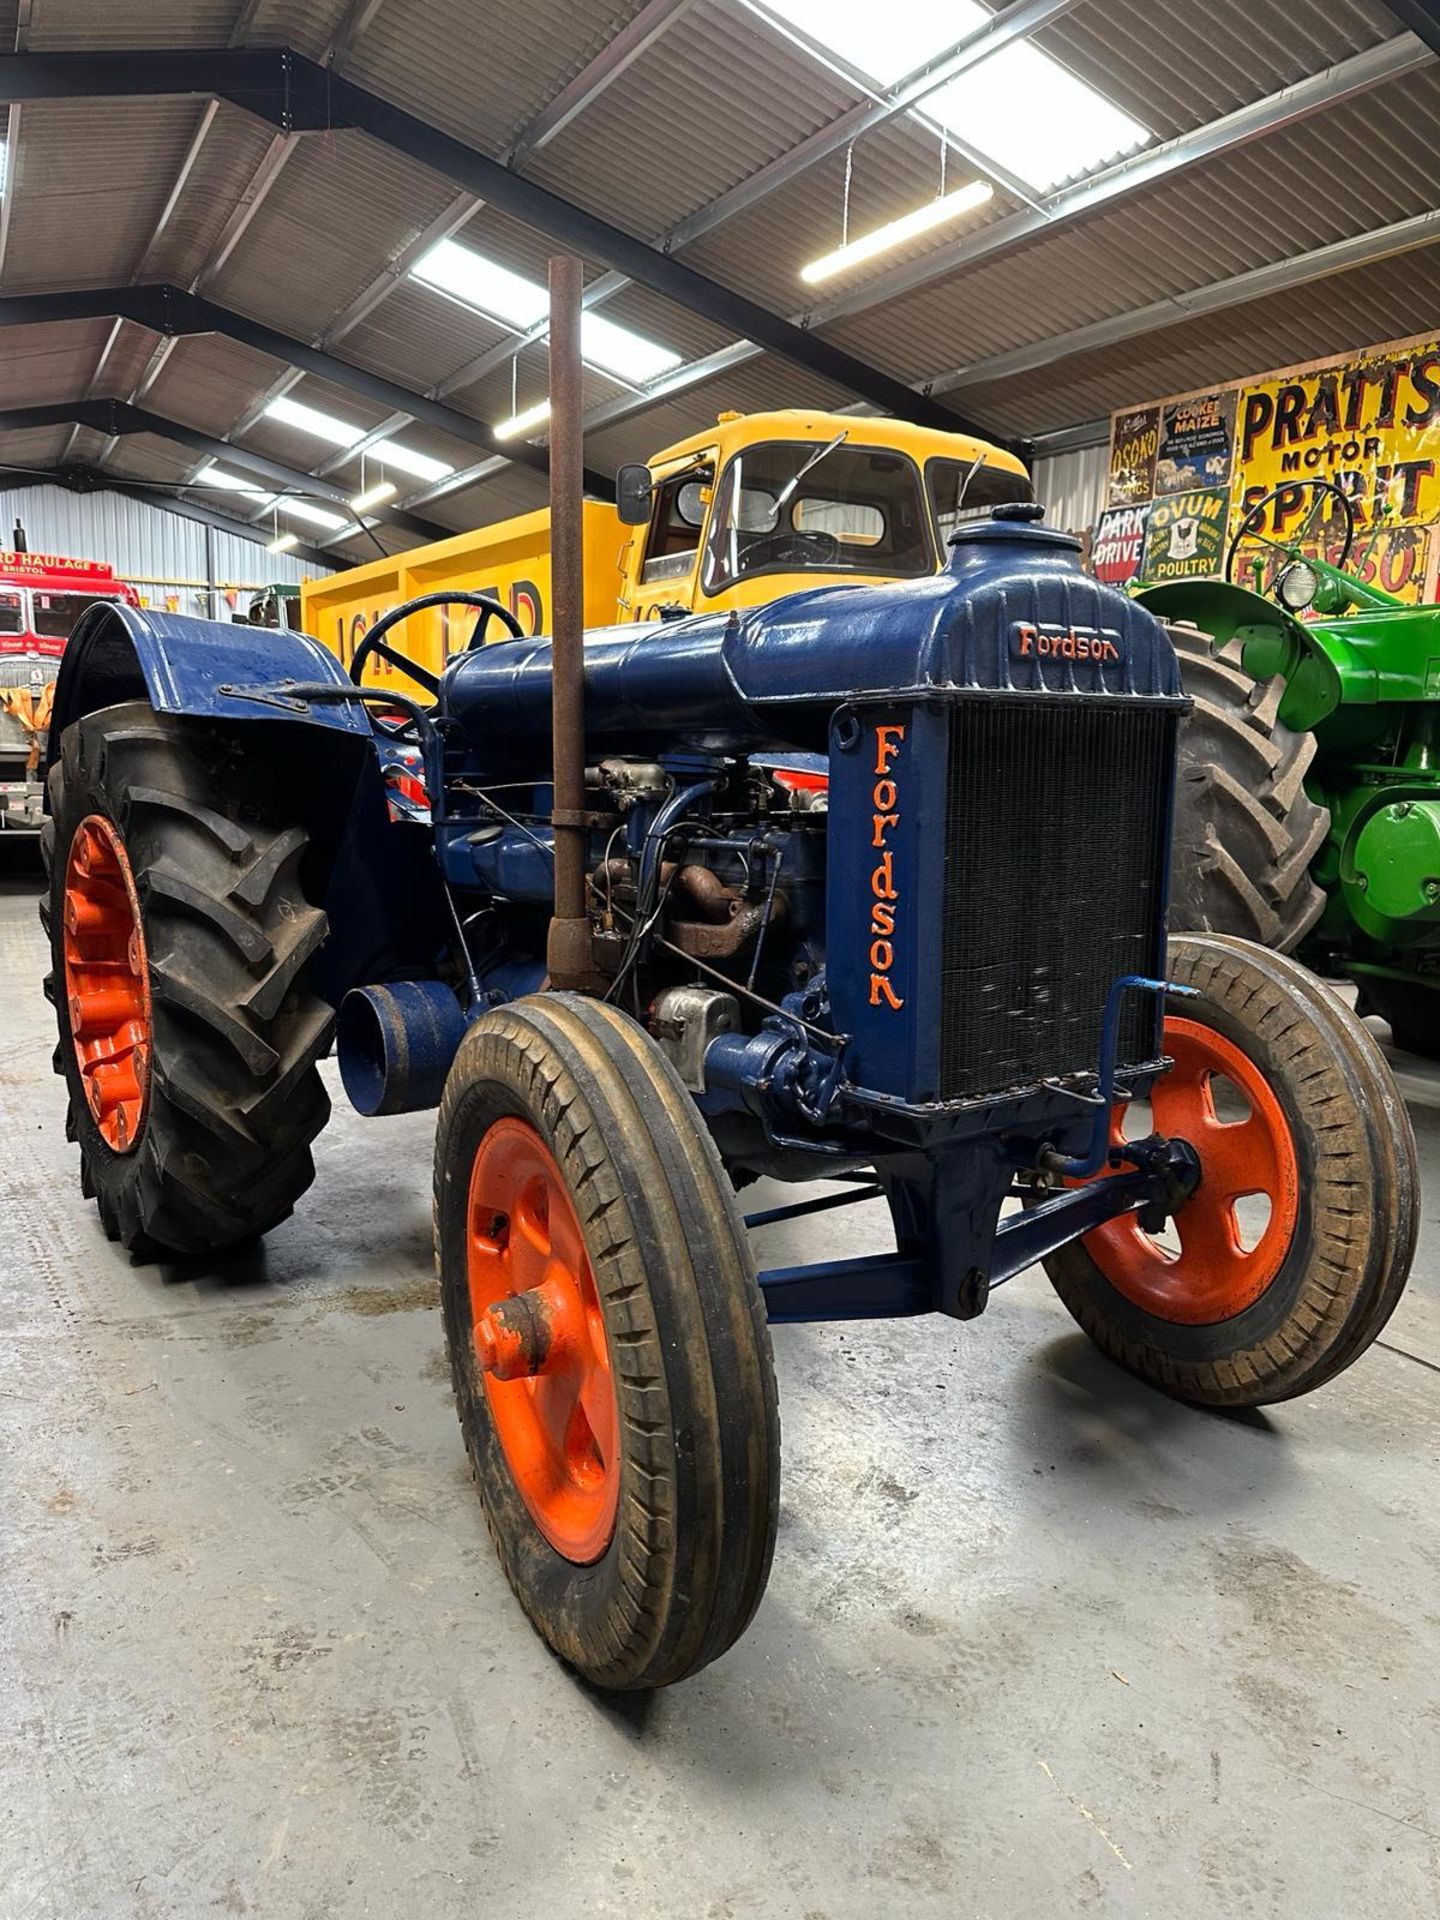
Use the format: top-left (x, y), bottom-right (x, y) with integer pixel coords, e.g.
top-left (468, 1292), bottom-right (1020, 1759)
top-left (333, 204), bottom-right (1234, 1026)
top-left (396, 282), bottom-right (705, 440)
top-left (1100, 333), bottom-right (1440, 602)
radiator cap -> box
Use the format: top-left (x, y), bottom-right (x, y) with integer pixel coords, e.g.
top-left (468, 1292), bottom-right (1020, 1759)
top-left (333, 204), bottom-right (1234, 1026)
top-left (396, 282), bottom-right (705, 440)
top-left (947, 500), bottom-right (1080, 555)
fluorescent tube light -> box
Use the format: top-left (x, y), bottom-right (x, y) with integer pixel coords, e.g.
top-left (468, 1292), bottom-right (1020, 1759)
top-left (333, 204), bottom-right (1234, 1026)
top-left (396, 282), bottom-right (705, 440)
top-left (800, 179), bottom-right (993, 284)
top-left (267, 533), bottom-right (299, 554)
top-left (494, 399), bottom-right (551, 442)
top-left (349, 480), bottom-right (397, 512)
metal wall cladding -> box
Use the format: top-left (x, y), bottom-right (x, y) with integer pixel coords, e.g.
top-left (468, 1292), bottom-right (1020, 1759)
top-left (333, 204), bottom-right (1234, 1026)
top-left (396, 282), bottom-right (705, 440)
top-left (0, 485), bottom-right (331, 610)
top-left (1032, 444), bottom-right (1110, 535)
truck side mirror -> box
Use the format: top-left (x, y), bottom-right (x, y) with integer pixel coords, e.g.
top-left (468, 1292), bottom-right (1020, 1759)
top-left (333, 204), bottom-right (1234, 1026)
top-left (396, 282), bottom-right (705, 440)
top-left (616, 464), bottom-right (653, 526)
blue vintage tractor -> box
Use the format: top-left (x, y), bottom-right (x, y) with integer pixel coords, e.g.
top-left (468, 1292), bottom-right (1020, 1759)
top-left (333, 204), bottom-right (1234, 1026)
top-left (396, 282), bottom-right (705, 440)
top-left (42, 503), bottom-right (1417, 1689)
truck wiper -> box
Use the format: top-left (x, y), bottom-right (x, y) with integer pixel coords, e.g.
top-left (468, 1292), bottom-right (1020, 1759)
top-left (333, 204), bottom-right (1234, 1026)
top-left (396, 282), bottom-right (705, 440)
top-left (774, 429), bottom-right (849, 513)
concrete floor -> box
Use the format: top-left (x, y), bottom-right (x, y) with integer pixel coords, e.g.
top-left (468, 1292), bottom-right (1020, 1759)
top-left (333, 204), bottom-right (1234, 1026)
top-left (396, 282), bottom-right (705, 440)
top-left (2, 849), bottom-right (1439, 1920)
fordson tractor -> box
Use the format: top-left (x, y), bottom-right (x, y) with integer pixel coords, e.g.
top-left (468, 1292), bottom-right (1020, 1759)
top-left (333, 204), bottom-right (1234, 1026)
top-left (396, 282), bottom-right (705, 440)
top-left (1146, 477), bottom-right (1440, 1057)
top-left (41, 479), bottom-right (1417, 1687)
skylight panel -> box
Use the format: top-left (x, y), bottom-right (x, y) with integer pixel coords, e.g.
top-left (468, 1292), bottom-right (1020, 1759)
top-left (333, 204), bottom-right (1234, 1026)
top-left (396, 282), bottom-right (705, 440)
top-left (761, 0), bottom-right (1148, 193)
top-left (926, 43), bottom-right (1147, 190)
top-left (411, 239), bottom-right (680, 388)
top-left (412, 239), bottom-right (550, 328)
top-left (762, 0), bottom-right (982, 87)
top-left (264, 395), bottom-right (367, 448)
top-left (580, 311), bottom-right (682, 385)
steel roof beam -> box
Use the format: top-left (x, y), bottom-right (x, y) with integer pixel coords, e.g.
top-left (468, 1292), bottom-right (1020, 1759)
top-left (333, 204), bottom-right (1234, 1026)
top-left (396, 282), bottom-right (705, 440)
top-left (0, 47), bottom-right (974, 433)
top-left (1383, 1), bottom-right (1440, 57)
top-left (504, 0), bottom-right (701, 170)
top-left (0, 283), bottom-right (615, 495)
top-left (674, 0), bottom-right (1080, 251)
top-left (926, 208), bottom-right (1440, 394)
top-left (805, 31), bottom-right (1433, 327)
top-left (0, 399), bottom-right (449, 541)
top-left (458, 28), bottom-right (1431, 455)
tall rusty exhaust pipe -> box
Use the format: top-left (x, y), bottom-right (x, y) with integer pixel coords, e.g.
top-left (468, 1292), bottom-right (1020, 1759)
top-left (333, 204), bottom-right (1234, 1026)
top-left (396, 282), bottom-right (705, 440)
top-left (545, 254), bottom-right (596, 990)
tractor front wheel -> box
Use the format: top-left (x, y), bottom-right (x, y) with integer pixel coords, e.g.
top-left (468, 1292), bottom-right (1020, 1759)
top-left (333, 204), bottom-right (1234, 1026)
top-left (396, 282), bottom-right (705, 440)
top-left (434, 993), bottom-right (780, 1689)
top-left (43, 702), bottom-right (334, 1257)
top-left (1043, 933), bottom-right (1417, 1408)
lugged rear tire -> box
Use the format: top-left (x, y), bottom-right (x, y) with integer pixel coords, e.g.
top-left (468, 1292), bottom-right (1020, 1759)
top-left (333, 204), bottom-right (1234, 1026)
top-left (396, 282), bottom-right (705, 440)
top-left (1165, 621), bottom-right (1329, 952)
top-left (42, 701), bottom-right (333, 1258)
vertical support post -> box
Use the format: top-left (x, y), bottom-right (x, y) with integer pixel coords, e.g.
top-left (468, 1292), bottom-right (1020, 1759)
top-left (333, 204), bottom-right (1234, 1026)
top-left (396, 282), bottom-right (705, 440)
top-left (545, 253), bottom-right (597, 989)
top-left (203, 521), bottom-right (216, 620)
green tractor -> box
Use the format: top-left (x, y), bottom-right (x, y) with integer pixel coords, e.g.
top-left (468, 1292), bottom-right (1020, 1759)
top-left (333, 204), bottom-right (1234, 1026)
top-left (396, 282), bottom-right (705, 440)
top-left (1144, 478), bottom-right (1440, 1056)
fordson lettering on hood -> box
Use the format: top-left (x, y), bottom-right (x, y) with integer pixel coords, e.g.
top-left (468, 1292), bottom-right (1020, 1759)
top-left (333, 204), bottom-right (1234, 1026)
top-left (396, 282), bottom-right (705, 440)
top-left (1012, 622), bottom-right (1122, 662)
top-left (870, 723), bottom-right (905, 1010)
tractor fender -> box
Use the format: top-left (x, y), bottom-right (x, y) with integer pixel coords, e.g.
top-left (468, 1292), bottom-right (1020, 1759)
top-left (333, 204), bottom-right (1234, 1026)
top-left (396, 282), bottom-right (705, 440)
top-left (47, 601), bottom-right (372, 773)
top-left (1134, 578), bottom-right (1344, 729)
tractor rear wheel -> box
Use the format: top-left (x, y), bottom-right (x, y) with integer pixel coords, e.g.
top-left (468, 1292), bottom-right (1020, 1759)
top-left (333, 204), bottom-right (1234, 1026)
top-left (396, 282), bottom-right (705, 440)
top-left (1042, 933), bottom-right (1416, 1409)
top-left (1165, 621), bottom-right (1329, 952)
top-left (434, 993), bottom-right (780, 1689)
top-left (42, 702), bottom-right (333, 1258)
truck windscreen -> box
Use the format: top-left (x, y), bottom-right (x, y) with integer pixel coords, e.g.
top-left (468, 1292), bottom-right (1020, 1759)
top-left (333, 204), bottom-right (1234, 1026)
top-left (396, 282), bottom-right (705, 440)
top-left (927, 458), bottom-right (1034, 543)
top-left (30, 590), bottom-right (114, 639)
top-left (702, 442), bottom-right (934, 590)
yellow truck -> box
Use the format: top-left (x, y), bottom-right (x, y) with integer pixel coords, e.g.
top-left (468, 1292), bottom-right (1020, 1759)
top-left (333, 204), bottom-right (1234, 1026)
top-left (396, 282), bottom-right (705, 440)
top-left (300, 408), bottom-right (1033, 683)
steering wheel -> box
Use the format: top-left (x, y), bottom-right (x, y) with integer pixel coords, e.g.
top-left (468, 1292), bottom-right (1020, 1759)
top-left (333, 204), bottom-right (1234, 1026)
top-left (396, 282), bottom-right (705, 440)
top-left (741, 529), bottom-right (842, 570)
top-left (348, 590), bottom-right (525, 695)
top-left (1225, 479), bottom-right (1355, 587)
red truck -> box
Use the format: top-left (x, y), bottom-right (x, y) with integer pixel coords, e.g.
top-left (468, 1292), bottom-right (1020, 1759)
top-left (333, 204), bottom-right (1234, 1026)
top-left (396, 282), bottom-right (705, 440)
top-left (0, 546), bottom-right (138, 829)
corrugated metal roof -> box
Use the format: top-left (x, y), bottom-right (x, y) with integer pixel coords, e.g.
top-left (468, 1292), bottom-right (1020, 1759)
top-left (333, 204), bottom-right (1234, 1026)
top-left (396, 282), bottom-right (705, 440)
top-left (956, 243), bottom-right (1440, 440)
top-left (206, 130), bottom-right (464, 345)
top-left (1, 98), bottom-right (204, 290)
top-left (1037, 0), bottom-right (1400, 145)
top-left (26, 0), bottom-right (245, 49)
top-left (820, 62), bottom-right (1440, 394)
top-left (145, 336), bottom-right (289, 435)
top-left (3, 0), bottom-right (1434, 558)
top-left (341, 0), bottom-right (653, 162)
top-left (523, 0), bottom-right (873, 239)
top-left (0, 426), bottom-right (72, 472)
top-left (0, 319), bottom-right (111, 408)
top-left (142, 106), bottom-right (287, 290)
top-left (340, 280), bottom-right (514, 394)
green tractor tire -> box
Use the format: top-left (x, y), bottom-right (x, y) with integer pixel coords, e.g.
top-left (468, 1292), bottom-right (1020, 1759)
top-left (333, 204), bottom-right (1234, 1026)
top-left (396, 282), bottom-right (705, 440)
top-left (1164, 621), bottom-right (1329, 953)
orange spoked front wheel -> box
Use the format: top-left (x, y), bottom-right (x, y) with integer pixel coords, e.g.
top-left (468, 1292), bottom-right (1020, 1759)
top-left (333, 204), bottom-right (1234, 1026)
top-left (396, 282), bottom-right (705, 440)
top-left (61, 814), bottom-right (151, 1154)
top-left (435, 994), bottom-right (779, 1690)
top-left (1080, 1018), bottom-right (1299, 1327)
top-left (1042, 934), bottom-right (1417, 1409)
top-left (467, 1117), bottom-right (620, 1564)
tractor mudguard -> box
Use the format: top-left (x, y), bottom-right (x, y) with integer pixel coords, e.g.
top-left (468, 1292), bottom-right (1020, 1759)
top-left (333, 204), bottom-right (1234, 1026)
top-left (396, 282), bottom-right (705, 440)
top-left (1134, 578), bottom-right (1344, 729)
top-left (46, 601), bottom-right (373, 774)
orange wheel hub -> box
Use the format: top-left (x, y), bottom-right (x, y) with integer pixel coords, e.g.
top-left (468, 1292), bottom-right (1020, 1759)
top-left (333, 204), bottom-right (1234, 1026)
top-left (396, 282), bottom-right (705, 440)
top-left (62, 814), bottom-right (151, 1155)
top-left (1081, 1017), bottom-right (1300, 1325)
top-left (466, 1117), bottom-right (620, 1563)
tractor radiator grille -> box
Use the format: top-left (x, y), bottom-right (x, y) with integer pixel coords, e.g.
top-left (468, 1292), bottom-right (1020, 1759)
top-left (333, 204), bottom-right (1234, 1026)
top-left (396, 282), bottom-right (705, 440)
top-left (938, 700), bottom-right (1175, 1101)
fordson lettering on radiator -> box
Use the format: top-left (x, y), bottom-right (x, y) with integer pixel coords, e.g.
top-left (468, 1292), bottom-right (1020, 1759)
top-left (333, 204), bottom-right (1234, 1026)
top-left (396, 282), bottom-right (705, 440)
top-left (869, 722), bottom-right (905, 1010)
top-left (1013, 622), bottom-right (1122, 663)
